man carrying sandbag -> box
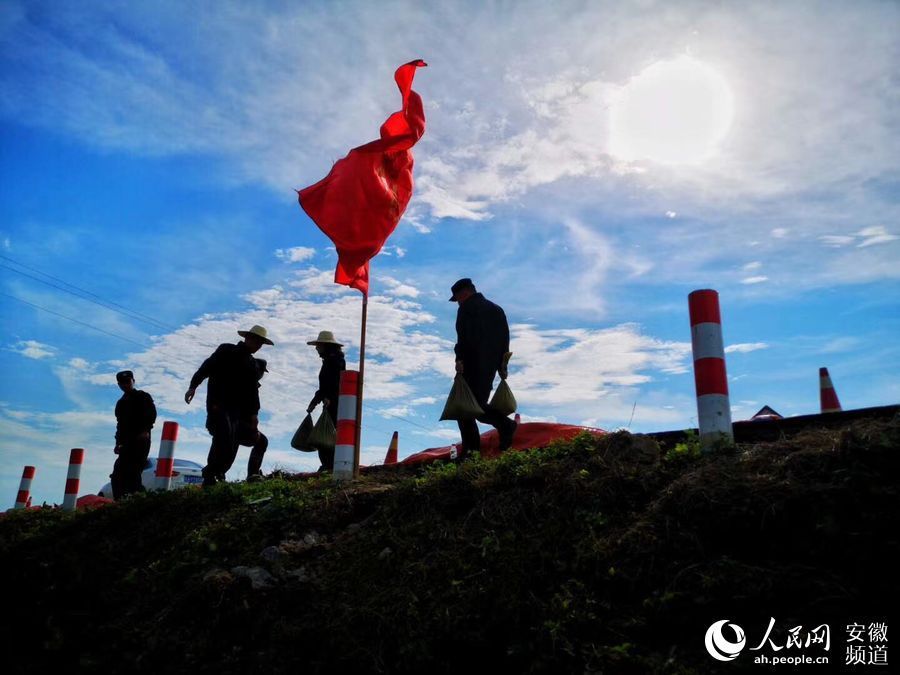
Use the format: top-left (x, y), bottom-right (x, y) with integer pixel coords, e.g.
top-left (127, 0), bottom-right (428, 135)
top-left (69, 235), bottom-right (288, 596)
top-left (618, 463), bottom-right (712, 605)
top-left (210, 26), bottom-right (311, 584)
top-left (449, 278), bottom-right (517, 459)
top-left (306, 330), bottom-right (346, 472)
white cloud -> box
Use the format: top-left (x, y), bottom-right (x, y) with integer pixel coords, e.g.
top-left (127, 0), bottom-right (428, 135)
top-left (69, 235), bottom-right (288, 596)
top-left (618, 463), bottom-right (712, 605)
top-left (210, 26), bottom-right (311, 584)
top-left (741, 276), bottom-right (768, 285)
top-left (856, 225), bottom-right (898, 248)
top-left (509, 322), bottom-right (691, 408)
top-left (378, 405), bottom-right (414, 419)
top-left (381, 245), bottom-right (407, 258)
top-left (517, 218), bottom-right (653, 317)
top-left (665, 211), bottom-right (677, 218)
top-left (69, 357), bottom-right (90, 369)
top-left (820, 226), bottom-right (898, 250)
top-left (382, 276), bottom-right (420, 298)
top-left (820, 235), bottom-right (855, 248)
top-left (402, 211), bottom-right (433, 234)
top-left (11, 340), bottom-right (56, 360)
top-left (818, 337), bottom-right (860, 354)
top-left (742, 261), bottom-right (762, 271)
top-left (725, 342), bottom-right (769, 354)
top-left (2, 2), bottom-right (898, 295)
top-left (275, 246), bottom-right (316, 263)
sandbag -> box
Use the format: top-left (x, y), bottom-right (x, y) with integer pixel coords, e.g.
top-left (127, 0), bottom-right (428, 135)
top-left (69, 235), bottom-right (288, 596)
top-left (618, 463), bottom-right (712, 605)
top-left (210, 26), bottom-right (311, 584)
top-left (440, 374), bottom-right (484, 421)
top-left (488, 351), bottom-right (516, 416)
top-left (489, 379), bottom-right (517, 416)
top-left (290, 413), bottom-right (315, 451)
top-left (307, 409), bottom-right (336, 451)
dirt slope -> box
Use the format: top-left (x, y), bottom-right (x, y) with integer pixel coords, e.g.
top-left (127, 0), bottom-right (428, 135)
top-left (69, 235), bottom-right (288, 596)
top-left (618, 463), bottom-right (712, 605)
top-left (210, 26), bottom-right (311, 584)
top-left (2, 416), bottom-right (898, 674)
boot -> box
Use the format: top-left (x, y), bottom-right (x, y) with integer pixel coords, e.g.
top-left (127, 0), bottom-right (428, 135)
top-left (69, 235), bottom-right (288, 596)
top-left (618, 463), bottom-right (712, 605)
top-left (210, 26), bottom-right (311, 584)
top-left (499, 419), bottom-right (518, 452)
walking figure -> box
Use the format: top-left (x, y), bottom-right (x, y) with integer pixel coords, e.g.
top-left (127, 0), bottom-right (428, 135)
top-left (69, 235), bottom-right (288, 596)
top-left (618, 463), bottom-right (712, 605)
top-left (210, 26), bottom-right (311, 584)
top-left (111, 370), bottom-right (157, 499)
top-left (306, 330), bottom-right (346, 472)
top-left (449, 278), bottom-right (517, 459)
top-left (184, 325), bottom-right (273, 486)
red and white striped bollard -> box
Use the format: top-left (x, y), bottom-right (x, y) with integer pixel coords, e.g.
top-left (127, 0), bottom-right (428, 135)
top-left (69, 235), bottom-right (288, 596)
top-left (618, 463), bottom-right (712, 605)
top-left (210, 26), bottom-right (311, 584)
top-left (155, 421), bottom-right (179, 491)
top-left (63, 448), bottom-right (84, 511)
top-left (14, 466), bottom-right (36, 510)
top-left (688, 290), bottom-right (733, 449)
top-left (334, 370), bottom-right (359, 481)
top-left (384, 431), bottom-right (399, 465)
top-left (819, 367), bottom-right (842, 413)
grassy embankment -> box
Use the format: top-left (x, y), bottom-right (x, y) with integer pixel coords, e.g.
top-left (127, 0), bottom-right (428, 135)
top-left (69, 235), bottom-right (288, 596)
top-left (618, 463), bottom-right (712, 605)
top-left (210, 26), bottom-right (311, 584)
top-left (2, 416), bottom-right (898, 674)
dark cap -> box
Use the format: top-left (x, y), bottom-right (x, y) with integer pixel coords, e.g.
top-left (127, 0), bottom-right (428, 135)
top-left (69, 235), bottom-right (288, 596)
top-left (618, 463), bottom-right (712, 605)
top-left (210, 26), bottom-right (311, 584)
top-left (449, 278), bottom-right (475, 301)
top-left (116, 370), bottom-right (134, 383)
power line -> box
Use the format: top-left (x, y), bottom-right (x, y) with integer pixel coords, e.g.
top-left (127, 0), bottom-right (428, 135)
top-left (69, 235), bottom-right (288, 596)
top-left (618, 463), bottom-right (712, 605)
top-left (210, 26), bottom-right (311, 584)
top-left (0, 254), bottom-right (179, 333)
top-left (1, 291), bottom-right (155, 350)
top-left (378, 409), bottom-right (434, 431)
top-left (0, 256), bottom-right (444, 439)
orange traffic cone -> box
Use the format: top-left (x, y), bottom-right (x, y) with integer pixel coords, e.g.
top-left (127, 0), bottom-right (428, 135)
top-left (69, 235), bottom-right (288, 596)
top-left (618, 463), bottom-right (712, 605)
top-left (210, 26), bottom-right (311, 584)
top-left (819, 367), bottom-right (842, 413)
top-left (384, 431), bottom-right (399, 465)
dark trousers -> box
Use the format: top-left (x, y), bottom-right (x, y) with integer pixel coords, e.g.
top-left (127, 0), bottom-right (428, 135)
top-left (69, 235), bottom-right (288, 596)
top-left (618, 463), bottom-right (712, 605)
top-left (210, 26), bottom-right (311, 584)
top-left (204, 410), bottom-right (265, 483)
top-left (247, 433), bottom-right (269, 476)
top-left (457, 373), bottom-right (516, 456)
top-left (111, 435), bottom-right (151, 500)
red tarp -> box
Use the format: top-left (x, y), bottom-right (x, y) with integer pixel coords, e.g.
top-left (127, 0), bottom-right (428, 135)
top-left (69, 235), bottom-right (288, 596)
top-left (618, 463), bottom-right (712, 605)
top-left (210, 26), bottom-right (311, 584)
top-left (75, 494), bottom-right (115, 509)
top-left (400, 422), bottom-right (606, 466)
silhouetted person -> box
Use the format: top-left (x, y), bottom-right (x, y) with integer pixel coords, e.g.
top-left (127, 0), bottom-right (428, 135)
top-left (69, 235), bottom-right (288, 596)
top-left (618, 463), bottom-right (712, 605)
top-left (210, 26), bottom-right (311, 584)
top-left (306, 331), bottom-right (346, 472)
top-left (111, 370), bottom-right (157, 499)
top-left (449, 278), bottom-right (517, 459)
top-left (185, 325), bottom-right (273, 486)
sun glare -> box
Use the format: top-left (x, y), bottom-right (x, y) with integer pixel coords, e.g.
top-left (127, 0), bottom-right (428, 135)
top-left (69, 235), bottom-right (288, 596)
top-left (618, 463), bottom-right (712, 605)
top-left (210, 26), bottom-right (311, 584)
top-left (609, 56), bottom-right (734, 165)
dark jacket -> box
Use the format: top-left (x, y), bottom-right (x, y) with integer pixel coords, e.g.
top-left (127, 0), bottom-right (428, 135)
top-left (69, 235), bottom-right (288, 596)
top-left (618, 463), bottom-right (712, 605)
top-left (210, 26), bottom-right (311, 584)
top-left (455, 292), bottom-right (510, 398)
top-left (115, 389), bottom-right (157, 443)
top-left (310, 350), bottom-right (346, 423)
top-left (189, 342), bottom-right (260, 415)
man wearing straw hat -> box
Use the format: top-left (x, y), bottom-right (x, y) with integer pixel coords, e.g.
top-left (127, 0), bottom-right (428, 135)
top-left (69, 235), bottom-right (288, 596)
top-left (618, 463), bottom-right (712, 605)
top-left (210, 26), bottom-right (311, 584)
top-left (306, 330), bottom-right (346, 472)
top-left (184, 325), bottom-right (274, 486)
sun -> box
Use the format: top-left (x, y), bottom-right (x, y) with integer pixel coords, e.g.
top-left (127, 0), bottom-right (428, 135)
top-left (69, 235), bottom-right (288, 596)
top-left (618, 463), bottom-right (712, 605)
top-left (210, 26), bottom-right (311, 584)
top-left (609, 56), bottom-right (734, 165)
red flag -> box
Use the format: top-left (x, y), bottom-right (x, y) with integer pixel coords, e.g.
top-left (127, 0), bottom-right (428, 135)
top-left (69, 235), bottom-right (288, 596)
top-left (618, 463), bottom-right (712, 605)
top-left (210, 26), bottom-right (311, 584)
top-left (298, 60), bottom-right (427, 295)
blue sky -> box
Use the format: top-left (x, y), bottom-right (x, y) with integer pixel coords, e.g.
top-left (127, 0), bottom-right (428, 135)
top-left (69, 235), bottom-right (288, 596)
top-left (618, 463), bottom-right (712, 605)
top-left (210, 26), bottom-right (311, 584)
top-left (1, 0), bottom-right (898, 506)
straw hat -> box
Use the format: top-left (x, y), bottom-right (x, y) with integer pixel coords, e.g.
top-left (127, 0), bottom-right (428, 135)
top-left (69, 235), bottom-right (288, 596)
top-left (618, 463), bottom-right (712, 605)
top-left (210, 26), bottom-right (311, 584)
top-left (307, 330), bottom-right (343, 347)
top-left (237, 325), bottom-right (274, 346)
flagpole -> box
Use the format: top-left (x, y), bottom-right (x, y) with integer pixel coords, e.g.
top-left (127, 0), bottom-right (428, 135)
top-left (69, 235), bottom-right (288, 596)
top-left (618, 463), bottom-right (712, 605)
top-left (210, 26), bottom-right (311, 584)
top-left (354, 286), bottom-right (368, 479)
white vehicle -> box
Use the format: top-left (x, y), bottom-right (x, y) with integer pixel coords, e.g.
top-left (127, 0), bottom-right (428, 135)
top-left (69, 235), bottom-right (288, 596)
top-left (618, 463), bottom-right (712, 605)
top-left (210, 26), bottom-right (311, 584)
top-left (98, 458), bottom-right (204, 498)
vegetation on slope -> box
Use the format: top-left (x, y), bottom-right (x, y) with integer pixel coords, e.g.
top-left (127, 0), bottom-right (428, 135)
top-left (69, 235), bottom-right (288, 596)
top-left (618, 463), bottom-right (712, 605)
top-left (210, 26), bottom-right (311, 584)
top-left (2, 416), bottom-right (898, 674)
